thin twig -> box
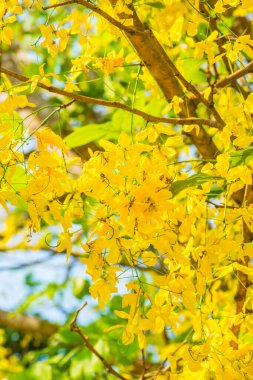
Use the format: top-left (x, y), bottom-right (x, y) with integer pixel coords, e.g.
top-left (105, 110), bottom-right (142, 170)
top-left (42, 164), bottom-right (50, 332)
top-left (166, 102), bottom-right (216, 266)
top-left (145, 328), bottom-right (193, 378)
top-left (216, 61), bottom-right (253, 89)
top-left (138, 349), bottom-right (146, 380)
top-left (0, 67), bottom-right (217, 128)
top-left (42, 0), bottom-right (135, 34)
top-left (206, 200), bottom-right (239, 209)
top-left (0, 309), bottom-right (58, 336)
top-left (70, 302), bottom-right (127, 380)
top-left (169, 61), bottom-right (225, 127)
top-left (0, 255), bottom-right (55, 271)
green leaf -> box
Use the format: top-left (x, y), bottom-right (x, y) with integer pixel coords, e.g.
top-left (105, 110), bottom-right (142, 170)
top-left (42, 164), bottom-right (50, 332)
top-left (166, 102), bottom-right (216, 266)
top-left (70, 340), bottom-right (107, 377)
top-left (112, 109), bottom-right (142, 132)
top-left (72, 276), bottom-right (89, 299)
top-left (241, 332), bottom-right (253, 344)
top-left (6, 164), bottom-right (27, 191)
top-left (206, 183), bottom-right (224, 199)
top-left (146, 1), bottom-right (166, 8)
top-left (64, 109), bottom-right (143, 149)
top-left (170, 173), bottom-right (219, 197)
top-left (230, 147), bottom-right (253, 168)
top-left (244, 242), bottom-right (253, 246)
top-left (70, 350), bottom-right (89, 379)
top-left (109, 295), bottom-right (122, 311)
top-left (178, 51), bottom-right (206, 84)
top-left (25, 272), bottom-right (41, 288)
top-left (0, 111), bottom-right (23, 139)
top-left (56, 327), bottom-right (83, 345)
top-left (30, 363), bottom-right (52, 380)
top-left (64, 124), bottom-right (108, 148)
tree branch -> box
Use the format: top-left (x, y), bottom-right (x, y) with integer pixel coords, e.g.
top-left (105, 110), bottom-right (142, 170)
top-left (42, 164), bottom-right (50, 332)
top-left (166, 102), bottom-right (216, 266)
top-left (0, 309), bottom-right (58, 337)
top-left (106, 1), bottom-right (221, 158)
top-left (36, 1), bottom-right (223, 158)
top-left (216, 61), bottom-right (253, 89)
top-left (44, 1), bottom-right (224, 127)
top-left (42, 0), bottom-right (135, 34)
top-left (1, 67), bottom-right (217, 128)
top-left (70, 302), bottom-right (127, 380)
top-left (75, 0), bottom-right (225, 127)
top-left (0, 255), bottom-right (55, 271)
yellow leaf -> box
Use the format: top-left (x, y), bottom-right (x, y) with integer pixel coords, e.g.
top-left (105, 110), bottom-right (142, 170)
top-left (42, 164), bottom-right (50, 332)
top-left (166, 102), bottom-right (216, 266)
top-left (182, 290), bottom-right (196, 313)
top-left (165, 135), bottom-right (183, 147)
top-left (192, 313), bottom-right (202, 340)
top-left (118, 131), bottom-right (131, 148)
top-left (28, 202), bottom-right (40, 233)
top-left (244, 244), bottom-right (253, 258)
top-left (142, 251), bottom-right (157, 267)
top-left (39, 64), bottom-right (45, 77)
top-left (155, 290), bottom-right (168, 307)
top-left (114, 310), bottom-right (129, 319)
top-left (196, 271), bottom-right (205, 296)
top-left (228, 50), bottom-right (238, 62)
top-left (137, 332), bottom-right (146, 349)
top-left (155, 316), bottom-right (165, 333)
top-left (35, 127), bottom-right (68, 153)
top-left (4, 15), bottom-right (17, 24)
top-left (122, 329), bottom-right (134, 345)
top-left (215, 152), bottom-right (229, 177)
top-left (155, 123), bottom-right (175, 136)
top-left (0, 131), bottom-right (14, 149)
top-left (172, 96), bottom-right (184, 114)
top-left (0, 194), bottom-right (8, 212)
top-left (104, 324), bottom-right (124, 332)
top-left (215, 1), bottom-right (226, 13)
top-left (57, 232), bottom-right (72, 259)
top-left (170, 17), bottom-right (184, 42)
top-left (234, 262), bottom-right (253, 276)
top-left (207, 30), bottom-right (218, 42)
top-left (187, 21), bottom-right (198, 37)
top-left (210, 53), bottom-right (225, 64)
top-left (183, 124), bottom-right (200, 136)
top-left (215, 264), bottom-right (233, 279)
top-left (12, 85), bottom-right (30, 94)
top-left (233, 135), bottom-right (253, 148)
top-left (148, 126), bottom-right (159, 143)
top-left (135, 129), bottom-right (149, 142)
top-left (201, 162), bottom-right (213, 173)
top-left (1, 26), bottom-right (14, 45)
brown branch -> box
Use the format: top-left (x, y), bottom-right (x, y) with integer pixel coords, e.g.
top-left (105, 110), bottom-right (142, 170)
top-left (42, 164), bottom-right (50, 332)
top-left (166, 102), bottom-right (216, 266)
top-left (76, 0), bottom-right (224, 126)
top-left (0, 245), bottom-right (83, 258)
top-left (206, 200), bottom-right (239, 209)
top-left (38, 1), bottom-right (223, 158)
top-left (78, 0), bottom-right (225, 127)
top-left (0, 67), bottom-right (217, 128)
top-left (199, 1), bottom-right (232, 76)
top-left (105, 2), bottom-right (222, 158)
top-left (42, 0), bottom-right (135, 34)
top-left (46, 0), bottom-right (225, 142)
top-left (0, 309), bottom-right (58, 337)
top-left (138, 349), bottom-right (146, 380)
top-left (70, 302), bottom-right (127, 380)
top-left (144, 328), bottom-right (193, 378)
top-left (0, 255), bottom-right (55, 271)
top-left (163, 53), bottom-right (225, 127)
top-left (216, 61), bottom-right (253, 89)
top-left (0, 245), bottom-right (168, 276)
